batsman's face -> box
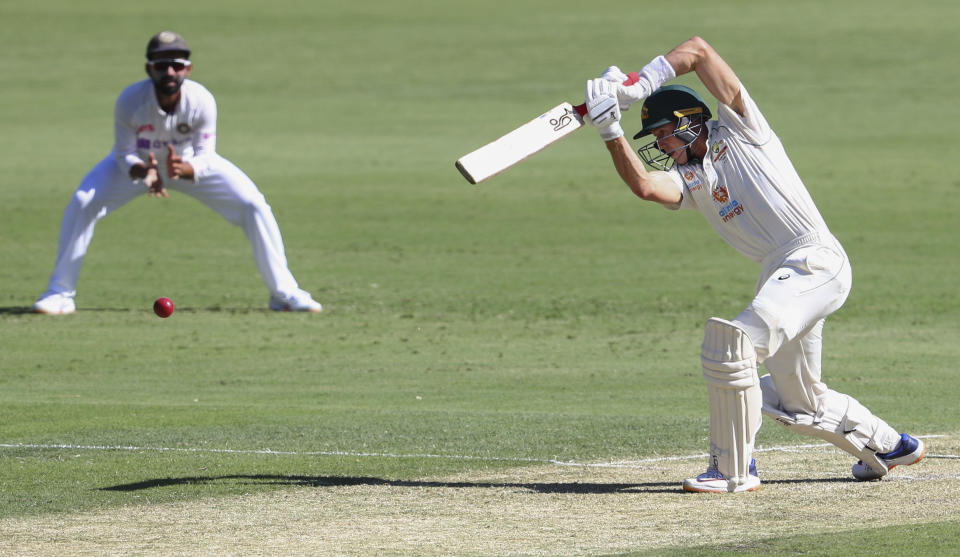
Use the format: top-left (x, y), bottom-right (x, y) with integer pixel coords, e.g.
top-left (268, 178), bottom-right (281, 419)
top-left (652, 122), bottom-right (691, 165)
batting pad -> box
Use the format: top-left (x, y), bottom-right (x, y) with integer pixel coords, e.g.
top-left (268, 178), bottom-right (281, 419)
top-left (759, 375), bottom-right (898, 474)
top-left (702, 318), bottom-right (763, 489)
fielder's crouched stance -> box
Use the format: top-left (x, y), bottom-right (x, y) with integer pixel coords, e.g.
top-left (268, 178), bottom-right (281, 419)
top-left (32, 31), bottom-right (322, 315)
top-left (583, 36), bottom-right (925, 492)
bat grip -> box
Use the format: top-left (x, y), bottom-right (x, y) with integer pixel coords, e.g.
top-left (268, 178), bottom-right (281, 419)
top-left (573, 71), bottom-right (640, 117)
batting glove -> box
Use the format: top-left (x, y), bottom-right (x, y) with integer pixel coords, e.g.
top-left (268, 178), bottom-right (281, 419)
top-left (585, 78), bottom-right (623, 141)
top-left (601, 65), bottom-right (628, 83)
top-left (614, 55), bottom-right (676, 110)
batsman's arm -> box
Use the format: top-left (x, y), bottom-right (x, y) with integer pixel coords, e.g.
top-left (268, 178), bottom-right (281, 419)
top-left (665, 36), bottom-right (745, 117)
top-left (605, 136), bottom-right (682, 205)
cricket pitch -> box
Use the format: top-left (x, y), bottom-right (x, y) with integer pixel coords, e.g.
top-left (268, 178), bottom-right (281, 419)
top-left (2, 435), bottom-right (958, 556)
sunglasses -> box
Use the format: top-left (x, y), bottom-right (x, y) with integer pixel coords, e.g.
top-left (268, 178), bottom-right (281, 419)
top-left (148, 58), bottom-right (192, 72)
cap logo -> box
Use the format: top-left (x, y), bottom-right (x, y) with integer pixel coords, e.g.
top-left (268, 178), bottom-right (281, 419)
top-left (673, 108), bottom-right (703, 118)
top-left (158, 31), bottom-right (178, 44)
top-left (641, 105), bottom-right (649, 119)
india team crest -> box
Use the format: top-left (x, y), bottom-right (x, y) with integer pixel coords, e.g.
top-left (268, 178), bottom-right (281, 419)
top-left (712, 184), bottom-right (729, 203)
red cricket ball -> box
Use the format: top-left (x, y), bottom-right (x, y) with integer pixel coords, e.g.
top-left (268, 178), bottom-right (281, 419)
top-left (153, 297), bottom-right (175, 318)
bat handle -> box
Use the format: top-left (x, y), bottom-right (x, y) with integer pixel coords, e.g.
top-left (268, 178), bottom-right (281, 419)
top-left (573, 71), bottom-right (641, 118)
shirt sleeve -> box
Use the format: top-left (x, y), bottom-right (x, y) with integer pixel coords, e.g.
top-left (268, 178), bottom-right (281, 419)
top-left (715, 83), bottom-right (772, 145)
top-left (662, 169), bottom-right (697, 211)
top-left (182, 86), bottom-right (218, 181)
top-left (113, 90), bottom-right (144, 174)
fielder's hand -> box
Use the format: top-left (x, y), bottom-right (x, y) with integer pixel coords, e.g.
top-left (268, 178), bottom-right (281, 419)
top-left (144, 152), bottom-right (167, 198)
top-left (585, 78), bottom-right (623, 141)
top-left (166, 144), bottom-right (195, 180)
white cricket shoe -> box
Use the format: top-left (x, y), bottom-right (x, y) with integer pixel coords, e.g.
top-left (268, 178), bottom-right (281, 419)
top-left (852, 433), bottom-right (926, 481)
top-left (269, 290), bottom-right (323, 313)
top-left (32, 293), bottom-right (76, 315)
top-left (683, 459), bottom-right (760, 493)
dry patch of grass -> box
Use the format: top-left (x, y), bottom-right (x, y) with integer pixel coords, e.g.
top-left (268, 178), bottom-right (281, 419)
top-left (3, 436), bottom-right (958, 556)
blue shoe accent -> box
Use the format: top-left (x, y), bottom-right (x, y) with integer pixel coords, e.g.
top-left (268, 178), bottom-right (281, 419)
top-left (749, 458), bottom-right (758, 477)
top-left (695, 468), bottom-right (725, 481)
top-left (878, 433), bottom-right (918, 460)
top-left (852, 433), bottom-right (926, 481)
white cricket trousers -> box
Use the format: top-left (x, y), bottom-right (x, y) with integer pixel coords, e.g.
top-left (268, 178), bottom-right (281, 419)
top-left (42, 154), bottom-right (302, 300)
top-left (731, 231), bottom-right (902, 455)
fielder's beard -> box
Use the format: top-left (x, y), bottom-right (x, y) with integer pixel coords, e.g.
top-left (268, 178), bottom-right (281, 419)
top-left (152, 75), bottom-right (184, 96)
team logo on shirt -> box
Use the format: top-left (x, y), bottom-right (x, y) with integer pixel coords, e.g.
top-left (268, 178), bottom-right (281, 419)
top-left (137, 124), bottom-right (155, 134)
top-left (177, 123), bottom-right (192, 134)
top-left (711, 139), bottom-right (729, 163)
top-left (711, 184), bottom-right (729, 203)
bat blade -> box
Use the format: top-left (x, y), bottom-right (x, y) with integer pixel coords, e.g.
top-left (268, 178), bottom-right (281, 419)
top-left (455, 102), bottom-right (586, 184)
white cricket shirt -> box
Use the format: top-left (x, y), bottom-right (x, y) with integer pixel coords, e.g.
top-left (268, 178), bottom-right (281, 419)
top-left (112, 79), bottom-right (218, 181)
top-left (667, 84), bottom-right (831, 263)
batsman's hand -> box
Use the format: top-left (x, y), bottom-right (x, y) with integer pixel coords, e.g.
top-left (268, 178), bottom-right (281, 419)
top-left (166, 144), bottom-right (195, 180)
top-left (601, 65), bottom-right (628, 83)
top-left (585, 78), bottom-right (623, 141)
top-left (601, 66), bottom-right (639, 110)
top-left (144, 152), bottom-right (167, 198)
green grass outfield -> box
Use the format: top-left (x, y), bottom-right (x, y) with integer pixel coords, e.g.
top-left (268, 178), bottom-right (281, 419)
top-left (1, 0), bottom-right (959, 555)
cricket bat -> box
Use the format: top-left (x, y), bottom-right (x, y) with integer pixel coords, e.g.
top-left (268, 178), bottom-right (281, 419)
top-left (455, 102), bottom-right (588, 185)
top-left (454, 72), bottom-right (640, 184)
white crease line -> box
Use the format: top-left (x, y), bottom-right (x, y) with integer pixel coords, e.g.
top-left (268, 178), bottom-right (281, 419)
top-left (0, 434), bottom-right (953, 470)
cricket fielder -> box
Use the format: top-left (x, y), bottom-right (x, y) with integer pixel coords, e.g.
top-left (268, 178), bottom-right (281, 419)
top-left (32, 31), bottom-right (322, 314)
top-left (583, 36), bottom-right (924, 492)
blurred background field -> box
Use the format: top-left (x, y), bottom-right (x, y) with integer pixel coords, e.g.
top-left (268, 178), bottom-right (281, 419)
top-left (1, 0), bottom-right (958, 554)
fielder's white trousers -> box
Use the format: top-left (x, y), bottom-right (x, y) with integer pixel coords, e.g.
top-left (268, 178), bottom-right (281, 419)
top-left (731, 231), bottom-right (902, 454)
top-left (42, 155), bottom-right (302, 300)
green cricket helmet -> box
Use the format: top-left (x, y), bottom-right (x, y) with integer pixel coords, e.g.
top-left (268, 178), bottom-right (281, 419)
top-left (633, 84), bottom-right (712, 139)
top-left (634, 85), bottom-right (712, 170)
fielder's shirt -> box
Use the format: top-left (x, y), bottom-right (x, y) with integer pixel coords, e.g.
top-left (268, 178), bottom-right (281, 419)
top-left (667, 84), bottom-right (831, 263)
top-left (112, 79), bottom-right (218, 182)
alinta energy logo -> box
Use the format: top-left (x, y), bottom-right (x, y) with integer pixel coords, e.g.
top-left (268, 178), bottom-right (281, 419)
top-left (712, 183), bottom-right (729, 204)
top-left (683, 170), bottom-right (703, 192)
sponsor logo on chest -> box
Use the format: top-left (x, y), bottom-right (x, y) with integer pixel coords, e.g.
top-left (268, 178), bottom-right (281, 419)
top-left (135, 121), bottom-right (192, 150)
top-left (711, 183), bottom-right (745, 223)
top-left (682, 170), bottom-right (703, 192)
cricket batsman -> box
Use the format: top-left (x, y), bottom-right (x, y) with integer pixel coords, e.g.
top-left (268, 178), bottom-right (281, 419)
top-left (32, 31), bottom-right (322, 314)
top-left (583, 36), bottom-right (925, 492)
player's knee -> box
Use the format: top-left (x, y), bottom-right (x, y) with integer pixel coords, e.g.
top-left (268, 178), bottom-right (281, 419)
top-left (70, 187), bottom-right (100, 212)
top-left (701, 318), bottom-right (758, 389)
top-left (233, 197), bottom-right (273, 226)
top-left (732, 308), bottom-right (776, 362)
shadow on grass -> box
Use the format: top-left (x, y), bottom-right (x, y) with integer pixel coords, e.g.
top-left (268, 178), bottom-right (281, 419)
top-left (0, 307), bottom-right (37, 315)
top-left (100, 474), bottom-right (852, 495)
